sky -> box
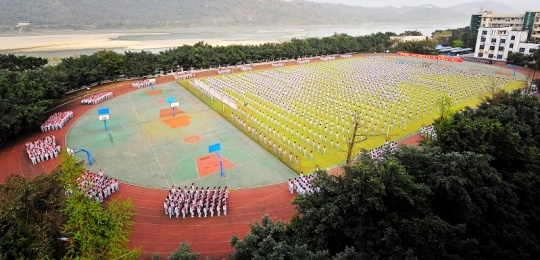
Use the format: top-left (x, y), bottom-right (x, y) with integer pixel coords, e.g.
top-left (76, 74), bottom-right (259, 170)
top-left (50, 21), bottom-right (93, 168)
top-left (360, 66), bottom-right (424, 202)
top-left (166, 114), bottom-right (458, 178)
top-left (309, 0), bottom-right (540, 11)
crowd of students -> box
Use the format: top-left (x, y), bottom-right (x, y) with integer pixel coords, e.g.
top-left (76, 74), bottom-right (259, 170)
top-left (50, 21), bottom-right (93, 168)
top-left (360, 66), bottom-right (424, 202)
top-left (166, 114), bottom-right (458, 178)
top-left (132, 79), bottom-right (155, 89)
top-left (288, 174), bottom-right (319, 195)
top-left (77, 169), bottom-right (119, 203)
top-left (25, 135), bottom-right (61, 165)
top-left (271, 62), bottom-right (285, 68)
top-left (369, 141), bottom-right (398, 160)
top-left (240, 65), bottom-right (252, 72)
top-left (218, 68), bottom-right (232, 75)
top-left (174, 72), bottom-right (195, 80)
top-left (320, 55), bottom-right (336, 61)
top-left (296, 57), bottom-right (311, 64)
top-left (40, 111), bottom-right (73, 132)
top-left (81, 91), bottom-right (113, 105)
top-left (163, 184), bottom-right (229, 219)
top-left (420, 125), bottom-right (437, 141)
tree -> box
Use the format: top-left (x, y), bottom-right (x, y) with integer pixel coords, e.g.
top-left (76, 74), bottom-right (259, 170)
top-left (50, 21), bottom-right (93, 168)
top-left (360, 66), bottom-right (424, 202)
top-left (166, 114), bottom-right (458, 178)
top-left (399, 30), bottom-right (422, 36)
top-left (98, 50), bottom-right (125, 81)
top-left (289, 158), bottom-right (474, 259)
top-left (433, 94), bottom-right (454, 135)
top-left (0, 171), bottom-right (67, 259)
top-left (167, 242), bottom-right (199, 260)
top-left (452, 39), bottom-right (464, 48)
top-left (58, 152), bottom-right (140, 259)
top-left (230, 215), bottom-right (330, 260)
top-left (506, 52), bottom-right (528, 67)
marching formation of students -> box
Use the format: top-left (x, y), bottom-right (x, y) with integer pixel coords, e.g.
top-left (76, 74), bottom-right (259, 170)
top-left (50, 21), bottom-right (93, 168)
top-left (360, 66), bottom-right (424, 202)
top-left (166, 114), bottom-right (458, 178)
top-left (420, 125), bottom-right (437, 141)
top-left (288, 174), bottom-right (319, 195)
top-left (188, 57), bottom-right (513, 171)
top-left (132, 79), bottom-right (155, 89)
top-left (77, 169), bottom-right (119, 202)
top-left (163, 184), bottom-right (229, 219)
top-left (40, 111), bottom-right (73, 132)
top-left (26, 135), bottom-right (60, 165)
top-left (81, 91), bottom-right (113, 105)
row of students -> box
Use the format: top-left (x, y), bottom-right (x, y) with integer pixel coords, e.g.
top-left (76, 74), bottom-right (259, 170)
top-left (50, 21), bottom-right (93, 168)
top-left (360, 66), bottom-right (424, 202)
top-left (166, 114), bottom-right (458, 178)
top-left (132, 79), bottom-right (154, 89)
top-left (26, 135), bottom-right (60, 165)
top-left (40, 111), bottom-right (73, 132)
top-left (163, 184), bottom-right (229, 219)
top-left (81, 91), bottom-right (113, 105)
top-left (77, 169), bottom-right (119, 203)
top-left (288, 174), bottom-right (319, 195)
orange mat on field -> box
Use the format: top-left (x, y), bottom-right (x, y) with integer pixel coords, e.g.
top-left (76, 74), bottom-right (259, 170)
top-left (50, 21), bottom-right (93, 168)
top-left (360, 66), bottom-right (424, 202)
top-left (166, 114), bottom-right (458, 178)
top-left (145, 89), bottom-right (163, 95)
top-left (196, 153), bottom-right (235, 178)
top-left (155, 98), bottom-right (166, 104)
top-left (183, 135), bottom-right (202, 144)
top-left (162, 115), bottom-right (190, 128)
top-left (159, 108), bottom-right (185, 117)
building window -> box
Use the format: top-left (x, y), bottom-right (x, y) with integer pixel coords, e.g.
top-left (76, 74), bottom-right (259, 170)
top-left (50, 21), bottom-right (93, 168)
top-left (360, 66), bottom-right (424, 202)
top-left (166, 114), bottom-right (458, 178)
top-left (511, 36), bottom-right (516, 40)
top-left (510, 43), bottom-right (514, 48)
top-left (491, 38), bottom-right (497, 43)
top-left (519, 48), bottom-right (526, 53)
top-left (498, 46), bottom-right (504, 51)
top-left (500, 39), bottom-right (506, 43)
top-left (482, 30), bottom-right (488, 35)
top-left (481, 38), bottom-right (486, 42)
top-left (489, 46), bottom-right (495, 50)
top-left (497, 55), bottom-right (503, 59)
top-left (479, 45), bottom-right (485, 50)
top-left (488, 54), bottom-right (494, 58)
top-left (478, 53), bottom-right (484, 57)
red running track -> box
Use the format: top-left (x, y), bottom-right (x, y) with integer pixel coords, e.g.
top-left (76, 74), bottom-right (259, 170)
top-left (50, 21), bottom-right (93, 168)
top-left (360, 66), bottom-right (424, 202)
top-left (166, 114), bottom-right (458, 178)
top-left (0, 74), bottom-right (297, 259)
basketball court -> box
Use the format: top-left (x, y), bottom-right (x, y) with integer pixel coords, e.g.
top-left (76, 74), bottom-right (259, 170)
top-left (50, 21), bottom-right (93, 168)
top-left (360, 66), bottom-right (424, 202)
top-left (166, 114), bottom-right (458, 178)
top-left (66, 82), bottom-right (296, 189)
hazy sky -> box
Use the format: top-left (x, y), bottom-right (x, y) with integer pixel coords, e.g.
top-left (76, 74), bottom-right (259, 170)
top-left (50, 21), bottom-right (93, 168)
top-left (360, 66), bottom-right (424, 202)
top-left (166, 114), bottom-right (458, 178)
top-left (309, 0), bottom-right (540, 10)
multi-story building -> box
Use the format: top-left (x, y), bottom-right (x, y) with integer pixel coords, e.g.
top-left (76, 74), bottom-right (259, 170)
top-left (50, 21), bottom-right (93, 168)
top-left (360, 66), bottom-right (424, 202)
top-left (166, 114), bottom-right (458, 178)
top-left (471, 11), bottom-right (540, 61)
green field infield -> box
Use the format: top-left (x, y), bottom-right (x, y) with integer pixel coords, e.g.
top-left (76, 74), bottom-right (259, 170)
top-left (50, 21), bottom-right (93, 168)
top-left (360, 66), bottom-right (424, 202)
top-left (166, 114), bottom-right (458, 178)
top-left (180, 56), bottom-right (525, 173)
top-left (66, 82), bottom-right (297, 189)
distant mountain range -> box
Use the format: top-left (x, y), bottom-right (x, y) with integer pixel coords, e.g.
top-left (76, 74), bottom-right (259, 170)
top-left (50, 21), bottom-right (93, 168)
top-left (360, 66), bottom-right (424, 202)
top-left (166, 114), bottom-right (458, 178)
top-left (0, 0), bottom-right (519, 31)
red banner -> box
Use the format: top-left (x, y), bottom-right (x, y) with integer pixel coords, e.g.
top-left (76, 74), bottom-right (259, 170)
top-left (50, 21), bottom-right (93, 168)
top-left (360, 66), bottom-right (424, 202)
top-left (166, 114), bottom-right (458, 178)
top-left (397, 52), bottom-right (463, 63)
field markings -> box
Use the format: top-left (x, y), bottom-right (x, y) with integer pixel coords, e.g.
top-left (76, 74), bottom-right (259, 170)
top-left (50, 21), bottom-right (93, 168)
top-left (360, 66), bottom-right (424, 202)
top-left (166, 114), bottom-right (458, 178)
top-left (128, 93), bottom-right (142, 123)
top-left (140, 123), bottom-right (172, 187)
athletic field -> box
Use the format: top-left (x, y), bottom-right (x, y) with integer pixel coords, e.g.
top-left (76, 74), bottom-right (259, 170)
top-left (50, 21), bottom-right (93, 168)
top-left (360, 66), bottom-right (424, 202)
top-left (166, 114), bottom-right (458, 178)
top-left (66, 82), bottom-right (297, 189)
top-left (180, 56), bottom-right (525, 173)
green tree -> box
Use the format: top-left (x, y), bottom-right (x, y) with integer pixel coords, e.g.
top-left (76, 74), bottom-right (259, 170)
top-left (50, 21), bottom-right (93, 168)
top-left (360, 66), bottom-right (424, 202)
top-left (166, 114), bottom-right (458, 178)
top-left (98, 50), bottom-right (125, 81)
top-left (506, 52), bottom-right (528, 67)
top-left (58, 152), bottom-right (140, 259)
top-left (0, 171), bottom-right (67, 259)
top-left (167, 242), bottom-right (200, 260)
top-left (452, 39), bottom-right (464, 48)
top-left (231, 215), bottom-right (330, 260)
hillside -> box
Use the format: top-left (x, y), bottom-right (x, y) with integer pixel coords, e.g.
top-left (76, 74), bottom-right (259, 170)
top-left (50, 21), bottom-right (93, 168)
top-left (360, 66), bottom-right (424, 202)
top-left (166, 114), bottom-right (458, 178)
top-left (0, 0), bottom-right (514, 31)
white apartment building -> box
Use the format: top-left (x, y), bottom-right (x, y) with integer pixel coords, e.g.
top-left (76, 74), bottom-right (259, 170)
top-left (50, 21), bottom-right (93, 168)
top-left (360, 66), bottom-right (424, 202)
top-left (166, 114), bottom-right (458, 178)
top-left (471, 11), bottom-right (540, 61)
top-left (475, 27), bottom-right (538, 60)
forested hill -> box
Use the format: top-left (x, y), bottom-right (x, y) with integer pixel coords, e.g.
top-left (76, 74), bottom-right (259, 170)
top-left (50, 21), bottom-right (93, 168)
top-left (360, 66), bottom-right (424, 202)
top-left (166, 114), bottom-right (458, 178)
top-left (0, 0), bottom-right (512, 31)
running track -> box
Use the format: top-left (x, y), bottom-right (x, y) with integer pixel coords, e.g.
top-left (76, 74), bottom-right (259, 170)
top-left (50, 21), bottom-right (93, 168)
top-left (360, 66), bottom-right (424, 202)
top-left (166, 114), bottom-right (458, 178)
top-left (0, 64), bottom-right (301, 259)
top-left (1, 56), bottom-right (528, 258)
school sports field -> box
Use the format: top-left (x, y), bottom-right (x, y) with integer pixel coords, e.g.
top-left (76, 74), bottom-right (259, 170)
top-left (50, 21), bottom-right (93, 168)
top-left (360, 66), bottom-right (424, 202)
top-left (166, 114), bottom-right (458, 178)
top-left (66, 81), bottom-right (297, 189)
top-left (180, 56), bottom-right (525, 173)
top-left (0, 53), bottom-right (529, 258)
